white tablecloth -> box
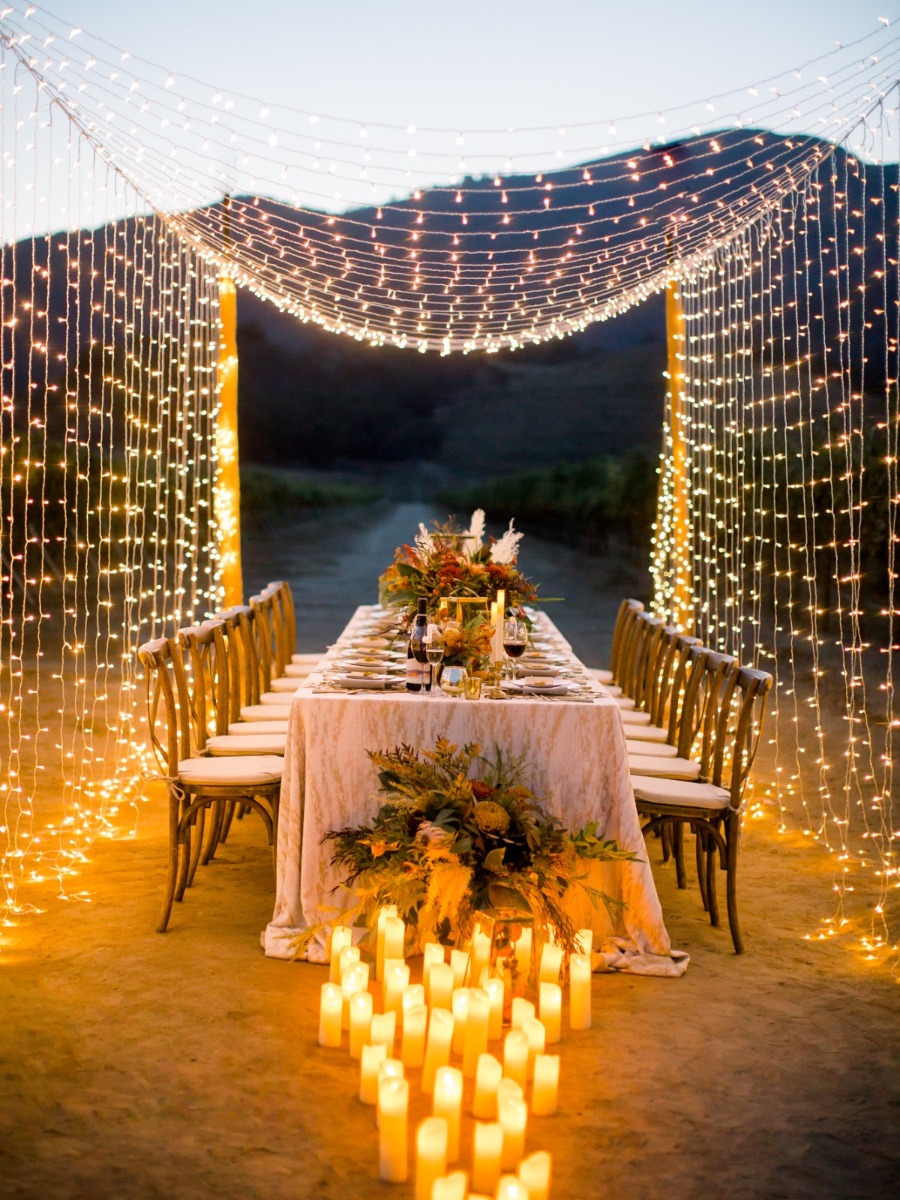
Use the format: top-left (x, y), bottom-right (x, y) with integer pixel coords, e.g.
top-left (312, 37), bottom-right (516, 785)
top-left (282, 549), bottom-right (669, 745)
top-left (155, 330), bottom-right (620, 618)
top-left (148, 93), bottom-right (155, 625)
top-left (263, 608), bottom-right (686, 975)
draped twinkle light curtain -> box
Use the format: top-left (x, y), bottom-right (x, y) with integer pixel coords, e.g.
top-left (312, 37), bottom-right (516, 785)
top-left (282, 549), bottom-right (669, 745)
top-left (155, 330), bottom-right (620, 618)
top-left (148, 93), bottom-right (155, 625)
top-left (652, 143), bottom-right (898, 964)
top-left (0, 66), bottom-right (222, 929)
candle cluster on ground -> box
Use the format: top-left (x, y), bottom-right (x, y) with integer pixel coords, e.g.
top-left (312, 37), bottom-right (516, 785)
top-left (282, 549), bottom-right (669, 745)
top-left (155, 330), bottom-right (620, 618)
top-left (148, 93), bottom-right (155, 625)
top-left (317, 911), bottom-right (597, 1196)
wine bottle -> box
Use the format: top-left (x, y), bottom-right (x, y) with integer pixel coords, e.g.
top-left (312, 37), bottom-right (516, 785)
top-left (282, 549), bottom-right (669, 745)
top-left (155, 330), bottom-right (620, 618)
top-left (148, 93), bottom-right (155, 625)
top-left (407, 599), bottom-right (429, 693)
top-left (405, 645), bottom-right (422, 692)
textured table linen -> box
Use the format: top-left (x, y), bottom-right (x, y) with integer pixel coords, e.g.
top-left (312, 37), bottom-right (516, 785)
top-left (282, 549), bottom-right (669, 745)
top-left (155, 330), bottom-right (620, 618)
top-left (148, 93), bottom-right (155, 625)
top-left (263, 609), bottom-right (685, 975)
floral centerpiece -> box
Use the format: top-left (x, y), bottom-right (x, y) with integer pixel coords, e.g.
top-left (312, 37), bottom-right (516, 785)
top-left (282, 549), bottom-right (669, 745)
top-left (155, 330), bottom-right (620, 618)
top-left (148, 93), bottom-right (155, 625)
top-left (319, 738), bottom-right (637, 960)
top-left (379, 510), bottom-right (537, 621)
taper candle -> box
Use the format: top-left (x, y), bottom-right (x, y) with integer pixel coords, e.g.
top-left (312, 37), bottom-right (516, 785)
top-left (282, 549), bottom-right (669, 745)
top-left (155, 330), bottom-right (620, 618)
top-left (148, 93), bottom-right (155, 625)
top-left (414, 1117), bottom-right (448, 1200)
top-left (378, 1077), bottom-right (409, 1183)
top-left (531, 1054), bottom-right (560, 1116)
top-left (472, 1053), bottom-right (503, 1119)
top-left (569, 953), bottom-right (592, 1030)
top-left (349, 989), bottom-right (374, 1058)
top-left (432, 1066), bottom-right (463, 1161)
top-left (538, 982), bottom-right (562, 1045)
top-left (518, 1151), bottom-right (552, 1200)
top-left (422, 1008), bottom-right (454, 1095)
top-left (318, 983), bottom-right (342, 1048)
top-left (471, 1122), bottom-right (503, 1195)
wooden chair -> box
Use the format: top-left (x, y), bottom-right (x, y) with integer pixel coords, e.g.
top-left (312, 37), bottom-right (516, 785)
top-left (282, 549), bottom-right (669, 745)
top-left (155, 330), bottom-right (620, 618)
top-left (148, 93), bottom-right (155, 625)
top-left (587, 597), bottom-right (643, 688)
top-left (622, 630), bottom-right (701, 747)
top-left (631, 662), bottom-right (773, 952)
top-left (138, 634), bottom-right (283, 932)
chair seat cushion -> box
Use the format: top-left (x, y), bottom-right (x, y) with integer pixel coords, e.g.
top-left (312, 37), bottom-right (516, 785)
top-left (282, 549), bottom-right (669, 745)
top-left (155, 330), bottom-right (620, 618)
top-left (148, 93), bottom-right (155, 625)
top-left (624, 722), bottom-right (668, 741)
top-left (268, 676), bottom-right (303, 693)
top-left (228, 719), bottom-right (290, 735)
top-left (282, 662), bottom-right (321, 678)
top-left (625, 739), bottom-right (677, 757)
top-left (588, 667), bottom-right (614, 684)
top-left (240, 704), bottom-right (293, 722)
top-left (615, 696), bottom-right (636, 710)
top-left (632, 775), bottom-right (730, 810)
top-left (629, 754), bottom-right (701, 781)
top-left (292, 652), bottom-right (325, 665)
top-left (206, 734), bottom-right (287, 756)
top-left (619, 709), bottom-right (652, 726)
top-left (260, 690), bottom-right (297, 704)
top-left (178, 755), bottom-right (283, 787)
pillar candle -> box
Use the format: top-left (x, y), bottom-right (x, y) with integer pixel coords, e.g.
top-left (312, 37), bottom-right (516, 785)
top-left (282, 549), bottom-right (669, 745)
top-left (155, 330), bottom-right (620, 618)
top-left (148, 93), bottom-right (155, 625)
top-left (498, 1095), bottom-right (528, 1170)
top-left (422, 942), bottom-right (445, 1002)
top-left (370, 1010), bottom-right (397, 1057)
top-left (342, 961), bottom-right (370, 1030)
top-left (376, 905), bottom-right (399, 982)
top-left (384, 960), bottom-right (410, 1016)
top-left (401, 1004), bottom-right (428, 1069)
top-left (520, 1017), bottom-right (546, 1081)
top-left (381, 914), bottom-right (405, 983)
top-left (337, 944), bottom-right (360, 988)
top-left (402, 983), bottom-right (425, 1025)
top-left (510, 998), bottom-right (534, 1031)
top-left (470, 928), bottom-right (491, 984)
top-left (502, 1030), bottom-right (529, 1091)
top-left (449, 948), bottom-right (469, 989)
top-left (349, 989), bottom-right (374, 1058)
top-left (517, 926), bottom-right (533, 970)
top-left (415, 1117), bottom-right (448, 1200)
top-left (497, 1077), bottom-right (523, 1108)
top-left (360, 1042), bottom-right (387, 1104)
top-left (574, 928), bottom-right (593, 955)
top-left (376, 1058), bottom-right (405, 1129)
top-left (318, 982), bottom-right (342, 1048)
top-left (429, 963), bottom-right (454, 1011)
top-left (462, 988), bottom-right (490, 1078)
top-left (538, 943), bottom-right (563, 985)
top-left (496, 1175), bottom-right (529, 1200)
top-left (538, 982), bottom-right (561, 1046)
top-left (431, 1171), bottom-right (467, 1200)
top-left (485, 977), bottom-right (504, 1041)
top-left (422, 1008), bottom-right (454, 1095)
top-left (329, 925), bottom-right (352, 983)
top-left (472, 1053), bottom-right (503, 1119)
top-left (378, 1077), bottom-right (409, 1183)
top-left (569, 953), bottom-right (592, 1031)
top-left (432, 1066), bottom-right (463, 1162)
top-left (451, 989), bottom-right (470, 1057)
top-left (471, 1122), bottom-right (503, 1195)
top-left (531, 1054), bottom-right (560, 1117)
top-left (518, 1151), bottom-right (552, 1200)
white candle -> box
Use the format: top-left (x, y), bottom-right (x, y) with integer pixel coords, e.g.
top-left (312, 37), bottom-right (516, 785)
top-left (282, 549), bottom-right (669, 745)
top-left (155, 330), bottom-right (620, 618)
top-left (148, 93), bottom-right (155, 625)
top-left (431, 1170), bottom-right (467, 1200)
top-left (497, 1078), bottom-right (523, 1111)
top-left (415, 1117), bottom-right (448, 1200)
top-left (471, 1122), bottom-right (503, 1195)
top-left (498, 1095), bottom-right (528, 1170)
top-left (337, 944), bottom-right (360, 988)
top-left (538, 982), bottom-right (562, 1045)
top-left (376, 905), bottom-right (399, 982)
top-left (450, 948), bottom-right (469, 989)
top-left (451, 988), bottom-right (470, 1057)
top-left (574, 928), bottom-right (593, 955)
top-left (462, 988), bottom-right (490, 1078)
top-left (531, 1054), bottom-right (560, 1116)
top-left (496, 1175), bottom-right (529, 1200)
top-left (422, 942), bottom-right (445, 1002)
top-left (502, 1029), bottom-right (529, 1091)
top-left (470, 927), bottom-right (491, 984)
top-left (376, 1058), bottom-right (405, 1128)
top-left (381, 914), bottom-right (405, 983)
top-left (378, 1076), bottom-right (409, 1183)
top-left (429, 963), bottom-right (454, 1011)
top-left (569, 953), bottom-right (592, 1030)
top-left (518, 1151), bottom-right (552, 1200)
top-left (510, 998), bottom-right (535, 1031)
top-left (517, 926), bottom-right (533, 971)
top-left (329, 925), bottom-right (352, 983)
top-left (384, 960), bottom-right (410, 1016)
top-left (422, 1008), bottom-right (454, 1095)
top-left (402, 983), bottom-right (426, 1024)
top-left (433, 1066), bottom-right (463, 1162)
top-left (401, 1003), bottom-right (428, 1069)
top-left (370, 1010), bottom-right (397, 1057)
top-left (538, 943), bottom-right (563, 985)
top-left (485, 977), bottom-right (504, 1041)
top-left (349, 989), bottom-right (374, 1058)
top-left (342, 961), bottom-right (370, 1030)
top-left (520, 1017), bottom-right (546, 1080)
top-left (472, 1053), bottom-right (503, 1119)
top-left (318, 982), bottom-right (342, 1048)
top-left (360, 1042), bottom-right (388, 1104)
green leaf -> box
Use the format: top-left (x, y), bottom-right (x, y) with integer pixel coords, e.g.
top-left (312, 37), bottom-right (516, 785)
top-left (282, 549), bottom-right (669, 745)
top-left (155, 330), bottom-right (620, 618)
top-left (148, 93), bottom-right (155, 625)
top-left (483, 847), bottom-right (506, 873)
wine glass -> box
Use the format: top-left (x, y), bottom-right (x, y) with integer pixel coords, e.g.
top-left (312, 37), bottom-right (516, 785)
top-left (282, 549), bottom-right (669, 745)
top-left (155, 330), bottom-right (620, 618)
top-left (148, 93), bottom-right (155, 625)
top-left (440, 664), bottom-right (467, 698)
top-left (425, 634), bottom-right (445, 696)
top-left (502, 615), bottom-right (528, 681)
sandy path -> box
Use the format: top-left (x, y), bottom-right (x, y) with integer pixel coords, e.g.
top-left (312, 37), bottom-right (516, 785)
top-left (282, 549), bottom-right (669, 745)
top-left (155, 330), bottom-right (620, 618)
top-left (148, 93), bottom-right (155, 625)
top-left (1, 503), bottom-right (898, 1199)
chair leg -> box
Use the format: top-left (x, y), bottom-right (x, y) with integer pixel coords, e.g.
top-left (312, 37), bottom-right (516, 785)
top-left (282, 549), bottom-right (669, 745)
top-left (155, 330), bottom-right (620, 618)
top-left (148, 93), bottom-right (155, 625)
top-left (696, 826), bottom-right (710, 912)
top-left (660, 821), bottom-right (672, 863)
top-left (187, 807), bottom-right (207, 883)
top-left (706, 831), bottom-right (720, 927)
top-left (218, 799), bottom-right (237, 844)
top-left (156, 787), bottom-right (182, 933)
top-left (673, 821), bottom-right (687, 889)
top-left (200, 800), bottom-right (225, 867)
top-left (175, 817), bottom-right (194, 902)
top-left (725, 815), bottom-right (744, 954)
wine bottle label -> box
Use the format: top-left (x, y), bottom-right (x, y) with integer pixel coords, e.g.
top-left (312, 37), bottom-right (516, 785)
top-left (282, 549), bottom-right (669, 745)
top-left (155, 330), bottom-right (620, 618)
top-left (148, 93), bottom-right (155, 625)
top-left (405, 659), bottom-right (422, 690)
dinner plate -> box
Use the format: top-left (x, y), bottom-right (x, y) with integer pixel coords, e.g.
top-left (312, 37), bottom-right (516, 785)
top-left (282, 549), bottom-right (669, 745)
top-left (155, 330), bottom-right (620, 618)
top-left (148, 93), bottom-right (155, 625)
top-left (502, 680), bottom-right (569, 696)
top-left (331, 673), bottom-right (397, 689)
top-left (516, 664), bottom-right (561, 677)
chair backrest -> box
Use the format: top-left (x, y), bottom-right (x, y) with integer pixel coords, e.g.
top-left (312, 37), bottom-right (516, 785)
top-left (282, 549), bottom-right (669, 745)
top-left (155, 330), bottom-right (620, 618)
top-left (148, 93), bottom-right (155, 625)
top-left (215, 605), bottom-right (259, 717)
top-left (619, 612), bottom-right (664, 709)
top-left (609, 598), bottom-right (643, 679)
top-left (137, 635), bottom-right (193, 774)
top-left (267, 579), bottom-right (297, 669)
top-left (249, 590), bottom-right (281, 691)
top-left (717, 667), bottom-right (773, 807)
top-left (671, 648), bottom-right (736, 764)
top-left (178, 620), bottom-right (229, 745)
top-left (645, 626), bottom-right (698, 731)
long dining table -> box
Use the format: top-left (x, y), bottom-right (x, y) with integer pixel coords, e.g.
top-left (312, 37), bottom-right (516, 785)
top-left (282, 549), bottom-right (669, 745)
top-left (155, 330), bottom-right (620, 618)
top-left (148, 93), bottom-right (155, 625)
top-left (263, 605), bottom-right (687, 976)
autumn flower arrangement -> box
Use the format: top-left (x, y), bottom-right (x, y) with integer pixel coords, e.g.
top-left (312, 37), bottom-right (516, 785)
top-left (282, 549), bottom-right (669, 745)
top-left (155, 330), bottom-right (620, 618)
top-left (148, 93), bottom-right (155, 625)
top-left (378, 510), bottom-right (537, 621)
top-left (320, 738), bottom-right (637, 958)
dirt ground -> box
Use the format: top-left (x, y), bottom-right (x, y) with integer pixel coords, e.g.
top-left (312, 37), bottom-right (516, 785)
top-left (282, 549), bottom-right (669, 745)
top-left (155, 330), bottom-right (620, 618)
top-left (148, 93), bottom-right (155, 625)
top-left (1, 504), bottom-right (898, 1200)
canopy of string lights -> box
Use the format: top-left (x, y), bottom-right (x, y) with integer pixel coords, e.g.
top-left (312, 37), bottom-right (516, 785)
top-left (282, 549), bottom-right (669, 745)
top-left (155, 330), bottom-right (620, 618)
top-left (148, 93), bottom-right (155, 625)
top-left (0, 2), bottom-right (896, 972)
